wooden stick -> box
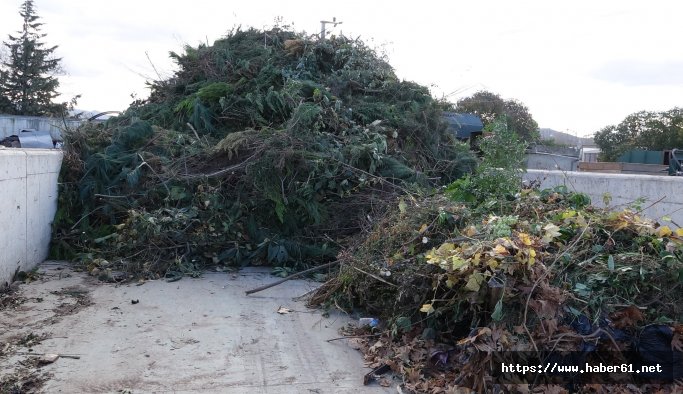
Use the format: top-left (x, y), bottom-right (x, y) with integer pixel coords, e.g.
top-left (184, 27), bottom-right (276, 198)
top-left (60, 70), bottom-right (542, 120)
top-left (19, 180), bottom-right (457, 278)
top-left (186, 122), bottom-right (201, 142)
top-left (245, 261), bottom-right (339, 295)
top-left (349, 265), bottom-right (398, 288)
top-left (14, 351), bottom-right (81, 359)
top-left (326, 334), bottom-right (379, 342)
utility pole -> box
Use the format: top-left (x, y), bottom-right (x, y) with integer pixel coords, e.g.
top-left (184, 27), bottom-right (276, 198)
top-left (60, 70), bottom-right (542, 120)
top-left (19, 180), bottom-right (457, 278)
top-left (320, 17), bottom-right (342, 40)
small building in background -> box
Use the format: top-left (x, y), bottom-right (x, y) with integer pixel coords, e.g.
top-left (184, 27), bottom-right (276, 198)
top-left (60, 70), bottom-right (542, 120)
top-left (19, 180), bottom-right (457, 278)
top-left (579, 147), bottom-right (600, 163)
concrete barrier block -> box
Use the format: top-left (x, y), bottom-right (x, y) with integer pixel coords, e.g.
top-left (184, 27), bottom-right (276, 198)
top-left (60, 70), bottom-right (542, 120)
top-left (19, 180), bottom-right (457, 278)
top-left (525, 170), bottom-right (683, 227)
top-left (0, 149), bottom-right (62, 285)
top-left (26, 149), bottom-right (63, 175)
top-left (0, 149), bottom-right (27, 181)
top-left (26, 172), bottom-right (59, 264)
top-left (0, 177), bottom-right (27, 285)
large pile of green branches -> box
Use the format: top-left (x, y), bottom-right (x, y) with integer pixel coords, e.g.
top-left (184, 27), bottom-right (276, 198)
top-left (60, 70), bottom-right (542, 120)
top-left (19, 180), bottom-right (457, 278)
top-left (51, 27), bottom-right (477, 277)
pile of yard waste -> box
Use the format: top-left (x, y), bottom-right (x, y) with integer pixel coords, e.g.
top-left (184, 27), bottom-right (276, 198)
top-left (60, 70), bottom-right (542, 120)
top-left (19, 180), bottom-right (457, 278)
top-left (310, 186), bottom-right (683, 392)
top-left (49, 24), bottom-right (682, 392)
top-left (51, 27), bottom-right (476, 278)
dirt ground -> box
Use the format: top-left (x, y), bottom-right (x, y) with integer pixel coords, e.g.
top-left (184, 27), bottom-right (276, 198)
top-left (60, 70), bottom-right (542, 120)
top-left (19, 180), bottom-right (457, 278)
top-left (0, 261), bottom-right (394, 393)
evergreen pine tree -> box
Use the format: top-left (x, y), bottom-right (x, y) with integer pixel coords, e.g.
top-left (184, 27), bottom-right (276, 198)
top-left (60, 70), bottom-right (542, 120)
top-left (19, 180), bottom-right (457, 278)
top-left (0, 0), bottom-right (66, 116)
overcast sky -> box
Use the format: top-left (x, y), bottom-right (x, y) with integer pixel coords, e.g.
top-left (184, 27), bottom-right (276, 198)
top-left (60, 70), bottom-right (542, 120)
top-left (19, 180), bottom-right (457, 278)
top-left (1, 0), bottom-right (682, 136)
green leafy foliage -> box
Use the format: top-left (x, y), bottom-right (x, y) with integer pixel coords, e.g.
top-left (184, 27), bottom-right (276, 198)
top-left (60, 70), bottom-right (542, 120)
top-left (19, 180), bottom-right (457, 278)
top-left (52, 27), bottom-right (477, 276)
top-left (446, 118), bottom-right (526, 203)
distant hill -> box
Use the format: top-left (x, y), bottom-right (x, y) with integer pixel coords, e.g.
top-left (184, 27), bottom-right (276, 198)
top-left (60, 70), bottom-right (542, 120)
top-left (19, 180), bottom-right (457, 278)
top-left (539, 128), bottom-right (594, 146)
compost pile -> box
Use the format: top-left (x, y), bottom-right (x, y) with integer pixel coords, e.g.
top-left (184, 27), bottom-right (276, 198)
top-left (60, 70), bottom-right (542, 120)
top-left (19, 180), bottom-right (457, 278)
top-left (51, 27), bottom-right (476, 278)
top-left (310, 187), bottom-right (683, 392)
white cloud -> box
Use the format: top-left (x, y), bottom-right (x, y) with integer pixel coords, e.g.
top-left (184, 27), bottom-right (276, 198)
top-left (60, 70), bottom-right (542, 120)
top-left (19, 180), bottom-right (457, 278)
top-left (592, 60), bottom-right (683, 87)
top-left (0, 0), bottom-right (681, 135)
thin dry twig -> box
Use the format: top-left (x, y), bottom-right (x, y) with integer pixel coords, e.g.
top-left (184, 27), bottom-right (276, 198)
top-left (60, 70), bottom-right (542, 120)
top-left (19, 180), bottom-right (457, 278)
top-left (70, 206), bottom-right (105, 230)
top-left (326, 334), bottom-right (380, 342)
top-left (14, 351), bottom-right (81, 359)
top-left (180, 151), bottom-right (260, 179)
top-left (349, 265), bottom-right (398, 288)
top-left (245, 261), bottom-right (340, 295)
top-left (634, 195), bottom-right (667, 216)
top-left (549, 328), bottom-right (622, 355)
top-left (522, 219), bottom-right (592, 352)
top-left (186, 122), bottom-right (202, 142)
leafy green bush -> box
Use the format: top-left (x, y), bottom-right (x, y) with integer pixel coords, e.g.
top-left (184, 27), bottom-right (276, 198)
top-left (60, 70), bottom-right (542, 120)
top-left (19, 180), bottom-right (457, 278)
top-left (446, 118), bottom-right (526, 203)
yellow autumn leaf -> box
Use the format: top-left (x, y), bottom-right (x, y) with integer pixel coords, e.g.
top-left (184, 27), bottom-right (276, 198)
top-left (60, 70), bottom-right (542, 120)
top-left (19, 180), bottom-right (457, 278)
top-left (493, 244), bottom-right (507, 255)
top-left (437, 242), bottom-right (455, 253)
top-left (658, 226), bottom-right (672, 237)
top-left (676, 228), bottom-right (683, 237)
top-left (425, 249), bottom-right (438, 262)
top-left (465, 272), bottom-right (484, 292)
top-left (528, 248), bottom-right (536, 265)
top-left (452, 255), bottom-right (469, 270)
top-left (419, 223), bottom-right (429, 233)
top-left (518, 232), bottom-right (532, 246)
top-left (472, 252), bottom-right (481, 265)
top-left (561, 210), bottom-right (576, 219)
top-left (420, 303), bottom-right (435, 314)
top-left (498, 237), bottom-right (515, 249)
top-left (486, 258), bottom-right (499, 269)
top-left (514, 251), bottom-right (524, 263)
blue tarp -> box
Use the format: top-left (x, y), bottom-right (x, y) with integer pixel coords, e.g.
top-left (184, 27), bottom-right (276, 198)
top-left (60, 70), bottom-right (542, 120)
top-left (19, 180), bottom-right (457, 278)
top-left (442, 112), bottom-right (483, 139)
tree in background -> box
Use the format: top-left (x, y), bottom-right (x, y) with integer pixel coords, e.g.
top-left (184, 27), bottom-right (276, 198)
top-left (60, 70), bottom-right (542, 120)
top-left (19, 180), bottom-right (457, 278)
top-left (0, 45), bottom-right (9, 112)
top-left (446, 117), bottom-right (526, 203)
top-left (594, 108), bottom-right (683, 161)
top-left (0, 80), bottom-right (10, 114)
top-left (455, 90), bottom-right (539, 142)
top-left (0, 0), bottom-right (67, 116)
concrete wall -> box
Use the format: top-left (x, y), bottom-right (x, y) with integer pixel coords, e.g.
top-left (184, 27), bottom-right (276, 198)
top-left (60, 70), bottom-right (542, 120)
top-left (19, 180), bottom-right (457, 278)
top-left (530, 144), bottom-right (579, 157)
top-left (0, 147), bottom-right (63, 286)
top-left (526, 153), bottom-right (579, 171)
top-left (524, 169), bottom-right (683, 227)
top-left (0, 115), bottom-right (85, 140)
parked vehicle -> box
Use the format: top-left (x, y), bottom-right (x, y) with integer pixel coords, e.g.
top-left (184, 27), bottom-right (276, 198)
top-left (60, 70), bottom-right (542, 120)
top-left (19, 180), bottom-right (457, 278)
top-left (670, 149), bottom-right (683, 175)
